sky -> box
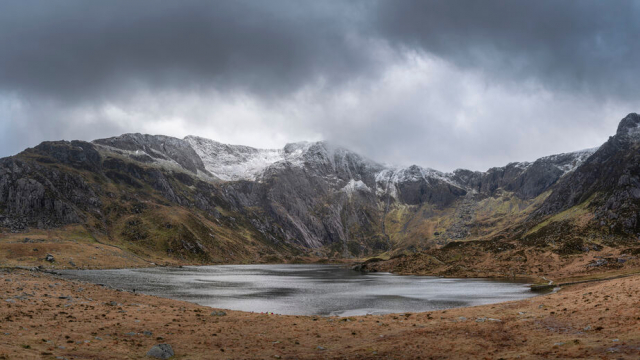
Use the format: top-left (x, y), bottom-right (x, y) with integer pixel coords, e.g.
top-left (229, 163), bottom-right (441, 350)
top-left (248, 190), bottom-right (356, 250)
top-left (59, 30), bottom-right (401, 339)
top-left (1, 0), bottom-right (639, 172)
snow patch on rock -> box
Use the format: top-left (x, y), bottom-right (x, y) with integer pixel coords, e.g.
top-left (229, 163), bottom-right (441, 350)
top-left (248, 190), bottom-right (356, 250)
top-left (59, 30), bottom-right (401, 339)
top-left (185, 136), bottom-right (285, 181)
top-left (539, 147), bottom-right (599, 175)
top-left (342, 179), bottom-right (371, 196)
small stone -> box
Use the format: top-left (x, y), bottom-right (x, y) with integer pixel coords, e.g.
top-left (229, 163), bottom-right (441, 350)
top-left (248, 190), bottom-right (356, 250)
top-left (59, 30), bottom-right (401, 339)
top-left (143, 331), bottom-right (153, 336)
top-left (317, 346), bottom-right (326, 350)
top-left (475, 317), bottom-right (486, 323)
top-left (125, 332), bottom-right (137, 336)
top-left (45, 254), bottom-right (55, 262)
top-left (5, 299), bottom-right (15, 303)
top-left (147, 344), bottom-right (174, 359)
top-left (210, 311), bottom-right (227, 316)
top-left (584, 325), bottom-right (592, 331)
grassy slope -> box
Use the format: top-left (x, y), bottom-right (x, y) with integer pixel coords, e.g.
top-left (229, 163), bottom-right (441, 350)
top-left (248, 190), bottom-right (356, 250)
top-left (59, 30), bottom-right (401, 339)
top-left (4, 147), bottom-right (639, 277)
top-left (1, 150), bottom-right (305, 269)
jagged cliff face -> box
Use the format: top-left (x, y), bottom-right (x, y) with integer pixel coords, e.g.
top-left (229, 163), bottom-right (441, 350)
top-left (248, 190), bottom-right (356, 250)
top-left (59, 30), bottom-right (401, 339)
top-left (2, 114), bottom-right (638, 262)
top-left (532, 113), bottom-right (640, 236)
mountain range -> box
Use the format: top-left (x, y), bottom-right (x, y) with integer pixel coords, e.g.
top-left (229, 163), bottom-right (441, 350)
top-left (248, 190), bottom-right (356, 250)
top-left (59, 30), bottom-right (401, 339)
top-left (1, 113), bottom-right (640, 271)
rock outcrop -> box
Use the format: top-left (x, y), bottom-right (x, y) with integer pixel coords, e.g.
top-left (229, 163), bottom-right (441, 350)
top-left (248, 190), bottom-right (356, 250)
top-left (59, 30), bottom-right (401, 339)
top-left (3, 113), bottom-right (639, 261)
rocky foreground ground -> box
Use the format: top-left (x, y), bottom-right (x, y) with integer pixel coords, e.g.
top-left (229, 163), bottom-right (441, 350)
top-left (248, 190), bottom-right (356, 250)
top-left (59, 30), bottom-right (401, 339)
top-left (0, 268), bottom-right (638, 359)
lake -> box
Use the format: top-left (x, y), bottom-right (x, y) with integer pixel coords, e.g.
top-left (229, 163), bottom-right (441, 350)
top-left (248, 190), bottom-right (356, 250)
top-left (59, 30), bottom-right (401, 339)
top-left (58, 264), bottom-right (539, 316)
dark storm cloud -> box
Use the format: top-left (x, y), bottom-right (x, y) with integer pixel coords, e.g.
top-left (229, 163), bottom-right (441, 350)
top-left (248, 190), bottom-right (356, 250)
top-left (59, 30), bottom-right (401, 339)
top-left (1, 1), bottom-right (639, 170)
top-left (0, 0), bottom-right (375, 101)
top-left (374, 0), bottom-right (640, 99)
top-left (2, 0), bottom-right (638, 102)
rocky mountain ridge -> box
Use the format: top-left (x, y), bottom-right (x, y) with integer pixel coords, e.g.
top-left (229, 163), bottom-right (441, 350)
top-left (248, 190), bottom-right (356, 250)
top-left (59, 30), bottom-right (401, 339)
top-left (94, 131), bottom-right (598, 199)
top-left (1, 114), bottom-right (638, 266)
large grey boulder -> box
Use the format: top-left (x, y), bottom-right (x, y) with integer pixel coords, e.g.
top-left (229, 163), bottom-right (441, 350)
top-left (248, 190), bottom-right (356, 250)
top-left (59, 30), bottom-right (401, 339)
top-left (146, 343), bottom-right (174, 359)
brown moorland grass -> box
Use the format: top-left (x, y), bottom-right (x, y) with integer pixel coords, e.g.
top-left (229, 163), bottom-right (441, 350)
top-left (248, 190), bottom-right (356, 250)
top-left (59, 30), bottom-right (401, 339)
top-left (0, 269), bottom-right (638, 359)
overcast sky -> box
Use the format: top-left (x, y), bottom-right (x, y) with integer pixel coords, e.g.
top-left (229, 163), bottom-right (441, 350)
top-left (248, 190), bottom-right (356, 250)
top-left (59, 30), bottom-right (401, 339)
top-left (1, 0), bottom-right (639, 171)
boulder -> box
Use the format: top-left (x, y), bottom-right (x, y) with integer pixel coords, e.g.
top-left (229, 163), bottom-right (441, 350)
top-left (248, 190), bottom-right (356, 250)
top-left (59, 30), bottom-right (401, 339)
top-left (146, 344), bottom-right (174, 359)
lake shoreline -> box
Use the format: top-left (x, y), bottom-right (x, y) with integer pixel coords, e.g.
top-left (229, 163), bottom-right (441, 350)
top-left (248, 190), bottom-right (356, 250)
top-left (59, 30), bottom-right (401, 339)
top-left (52, 264), bottom-right (541, 317)
top-left (1, 267), bottom-right (638, 359)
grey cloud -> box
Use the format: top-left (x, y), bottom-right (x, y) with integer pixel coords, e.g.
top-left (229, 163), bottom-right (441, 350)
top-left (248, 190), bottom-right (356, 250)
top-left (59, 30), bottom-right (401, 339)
top-left (2, 0), bottom-right (638, 102)
top-left (0, 0), bottom-right (377, 101)
top-left (374, 0), bottom-right (640, 100)
top-left (0, 1), bottom-right (639, 171)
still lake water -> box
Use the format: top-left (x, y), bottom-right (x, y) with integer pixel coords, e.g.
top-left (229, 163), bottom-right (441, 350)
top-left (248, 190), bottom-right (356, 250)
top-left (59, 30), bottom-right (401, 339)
top-left (58, 264), bottom-right (538, 316)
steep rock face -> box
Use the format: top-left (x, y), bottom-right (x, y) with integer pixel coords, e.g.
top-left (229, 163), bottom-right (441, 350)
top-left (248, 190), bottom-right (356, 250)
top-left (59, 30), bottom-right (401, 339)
top-left (4, 114), bottom-right (639, 260)
top-left (30, 140), bottom-right (102, 172)
top-left (534, 113), bottom-right (640, 235)
top-left (228, 142), bottom-right (385, 250)
top-left (504, 148), bottom-right (597, 198)
top-left (377, 166), bottom-right (466, 207)
top-left (450, 147), bottom-right (597, 199)
top-left (0, 154), bottom-right (101, 230)
top-left (185, 135), bottom-right (284, 181)
top-left (94, 133), bottom-right (209, 175)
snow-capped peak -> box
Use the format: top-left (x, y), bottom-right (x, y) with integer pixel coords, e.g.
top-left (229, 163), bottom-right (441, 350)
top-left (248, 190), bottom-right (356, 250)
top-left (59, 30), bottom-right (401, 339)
top-left (184, 135), bottom-right (285, 181)
top-left (536, 147), bottom-right (599, 174)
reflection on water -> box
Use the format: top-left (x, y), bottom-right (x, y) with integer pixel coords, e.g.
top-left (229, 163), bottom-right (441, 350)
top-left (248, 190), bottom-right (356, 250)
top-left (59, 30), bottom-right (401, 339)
top-left (58, 264), bottom-right (538, 316)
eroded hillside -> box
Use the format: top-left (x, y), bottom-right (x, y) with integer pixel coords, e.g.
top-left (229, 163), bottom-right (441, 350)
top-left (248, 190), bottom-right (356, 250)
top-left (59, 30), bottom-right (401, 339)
top-left (2, 114), bottom-right (640, 274)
